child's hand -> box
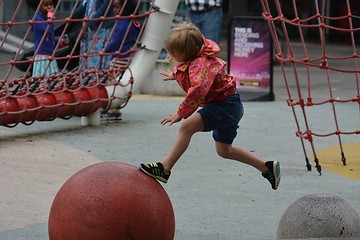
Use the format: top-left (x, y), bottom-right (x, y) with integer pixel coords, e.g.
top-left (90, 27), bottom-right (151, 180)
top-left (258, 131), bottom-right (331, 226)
top-left (59, 38), bottom-right (70, 47)
top-left (160, 70), bottom-right (175, 81)
top-left (47, 11), bottom-right (55, 18)
top-left (161, 113), bottom-right (182, 126)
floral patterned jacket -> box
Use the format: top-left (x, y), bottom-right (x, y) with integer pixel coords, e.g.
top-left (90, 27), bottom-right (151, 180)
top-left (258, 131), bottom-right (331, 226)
top-left (172, 37), bottom-right (236, 119)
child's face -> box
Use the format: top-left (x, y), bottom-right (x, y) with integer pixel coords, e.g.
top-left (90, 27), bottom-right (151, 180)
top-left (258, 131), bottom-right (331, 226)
top-left (113, 1), bottom-right (123, 15)
top-left (40, 0), bottom-right (54, 14)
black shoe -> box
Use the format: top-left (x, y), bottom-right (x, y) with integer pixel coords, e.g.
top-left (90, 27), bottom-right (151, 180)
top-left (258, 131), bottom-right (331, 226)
top-left (101, 111), bottom-right (122, 121)
top-left (139, 162), bottom-right (171, 183)
top-left (262, 161), bottom-right (281, 190)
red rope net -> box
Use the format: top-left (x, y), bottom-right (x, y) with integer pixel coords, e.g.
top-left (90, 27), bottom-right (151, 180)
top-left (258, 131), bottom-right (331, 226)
top-left (261, 0), bottom-right (360, 174)
top-left (0, 0), bottom-right (156, 127)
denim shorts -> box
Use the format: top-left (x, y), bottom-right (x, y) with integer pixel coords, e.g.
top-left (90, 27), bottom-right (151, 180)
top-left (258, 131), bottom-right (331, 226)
top-left (198, 93), bottom-right (244, 144)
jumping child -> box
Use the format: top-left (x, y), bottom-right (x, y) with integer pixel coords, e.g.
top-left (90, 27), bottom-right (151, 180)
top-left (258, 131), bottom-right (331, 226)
top-left (139, 22), bottom-right (281, 190)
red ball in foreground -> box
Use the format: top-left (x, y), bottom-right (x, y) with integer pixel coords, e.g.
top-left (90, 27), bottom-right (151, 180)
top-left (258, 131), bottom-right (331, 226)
top-left (48, 162), bottom-right (175, 240)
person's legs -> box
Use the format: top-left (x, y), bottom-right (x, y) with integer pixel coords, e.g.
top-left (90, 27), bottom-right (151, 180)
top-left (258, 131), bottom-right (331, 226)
top-left (139, 113), bottom-right (204, 183)
top-left (215, 141), bottom-right (268, 173)
top-left (201, 8), bottom-right (223, 44)
top-left (161, 113), bottom-right (204, 172)
top-left (215, 141), bottom-right (281, 190)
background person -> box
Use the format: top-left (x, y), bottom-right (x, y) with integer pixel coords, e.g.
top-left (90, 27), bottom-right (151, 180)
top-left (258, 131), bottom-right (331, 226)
top-left (78, 0), bottom-right (115, 72)
top-left (104, 0), bottom-right (140, 61)
top-left (185, 0), bottom-right (223, 44)
top-left (28, 0), bottom-right (68, 88)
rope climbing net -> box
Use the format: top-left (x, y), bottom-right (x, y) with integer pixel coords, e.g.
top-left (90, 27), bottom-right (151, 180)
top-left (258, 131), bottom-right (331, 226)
top-left (0, 0), bottom-right (156, 127)
top-left (260, 0), bottom-right (360, 173)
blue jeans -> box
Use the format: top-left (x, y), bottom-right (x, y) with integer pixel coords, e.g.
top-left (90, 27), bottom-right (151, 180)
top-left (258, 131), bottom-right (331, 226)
top-left (189, 8), bottom-right (223, 44)
top-left (198, 93), bottom-right (244, 144)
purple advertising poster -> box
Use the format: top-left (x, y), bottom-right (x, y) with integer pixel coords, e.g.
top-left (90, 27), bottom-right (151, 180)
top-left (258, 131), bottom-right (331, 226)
top-left (228, 17), bottom-right (274, 101)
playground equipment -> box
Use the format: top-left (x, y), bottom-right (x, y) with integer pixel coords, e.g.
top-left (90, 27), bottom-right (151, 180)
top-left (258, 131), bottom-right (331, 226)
top-left (260, 0), bottom-right (360, 173)
top-left (0, 0), bottom-right (180, 127)
top-left (277, 194), bottom-right (360, 239)
top-left (48, 162), bottom-right (175, 240)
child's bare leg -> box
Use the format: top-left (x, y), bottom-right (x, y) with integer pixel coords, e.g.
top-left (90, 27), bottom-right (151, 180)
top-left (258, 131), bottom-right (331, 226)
top-left (215, 142), bottom-right (268, 173)
top-left (162, 113), bottom-right (204, 172)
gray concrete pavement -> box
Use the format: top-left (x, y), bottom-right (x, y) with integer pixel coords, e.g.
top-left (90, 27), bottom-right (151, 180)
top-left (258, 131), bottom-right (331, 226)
top-left (0, 40), bottom-right (360, 239)
top-left (0, 97), bottom-right (359, 239)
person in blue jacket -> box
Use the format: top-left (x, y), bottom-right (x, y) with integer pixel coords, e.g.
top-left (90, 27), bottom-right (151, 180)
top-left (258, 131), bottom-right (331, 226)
top-left (27, 0), bottom-right (68, 89)
top-left (29, 0), bottom-right (56, 75)
top-left (104, 0), bottom-right (140, 61)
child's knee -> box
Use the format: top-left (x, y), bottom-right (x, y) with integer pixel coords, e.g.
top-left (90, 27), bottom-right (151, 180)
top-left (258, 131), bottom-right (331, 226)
top-left (179, 119), bottom-right (199, 134)
top-left (216, 146), bottom-right (230, 159)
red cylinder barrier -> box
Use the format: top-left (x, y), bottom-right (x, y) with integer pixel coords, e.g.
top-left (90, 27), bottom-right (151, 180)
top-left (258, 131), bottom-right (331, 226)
top-left (36, 93), bottom-right (59, 121)
top-left (0, 97), bottom-right (20, 125)
top-left (0, 86), bottom-right (111, 126)
top-left (54, 91), bottom-right (76, 118)
top-left (72, 88), bottom-right (94, 116)
top-left (72, 86), bottom-right (109, 116)
top-left (89, 86), bottom-right (109, 112)
top-left (17, 94), bottom-right (39, 123)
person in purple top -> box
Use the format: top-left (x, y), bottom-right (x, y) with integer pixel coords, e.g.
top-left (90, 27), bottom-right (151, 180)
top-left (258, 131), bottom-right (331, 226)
top-left (27, 0), bottom-right (68, 91)
top-left (27, 0), bottom-right (68, 89)
top-left (104, 0), bottom-right (140, 61)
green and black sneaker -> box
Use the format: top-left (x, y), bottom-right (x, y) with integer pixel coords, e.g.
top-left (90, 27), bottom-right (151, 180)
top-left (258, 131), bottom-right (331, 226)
top-left (262, 161), bottom-right (281, 190)
top-left (139, 162), bottom-right (171, 183)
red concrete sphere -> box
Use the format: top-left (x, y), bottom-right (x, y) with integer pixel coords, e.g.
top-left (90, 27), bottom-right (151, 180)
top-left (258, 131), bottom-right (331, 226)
top-left (48, 162), bottom-right (175, 240)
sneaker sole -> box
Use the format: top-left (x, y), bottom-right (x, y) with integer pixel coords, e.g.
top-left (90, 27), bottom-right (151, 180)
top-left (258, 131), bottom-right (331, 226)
top-left (273, 161), bottom-right (281, 190)
top-left (139, 165), bottom-right (168, 183)
top-left (101, 118), bottom-right (122, 122)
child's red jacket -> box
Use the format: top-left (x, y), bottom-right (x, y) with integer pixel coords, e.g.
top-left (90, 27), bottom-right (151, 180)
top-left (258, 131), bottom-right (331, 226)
top-left (172, 37), bottom-right (236, 119)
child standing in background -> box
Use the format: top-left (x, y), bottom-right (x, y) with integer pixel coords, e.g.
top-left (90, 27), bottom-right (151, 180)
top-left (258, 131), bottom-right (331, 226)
top-left (140, 22), bottom-right (281, 190)
top-left (104, 0), bottom-right (140, 61)
top-left (28, 0), bottom-right (65, 79)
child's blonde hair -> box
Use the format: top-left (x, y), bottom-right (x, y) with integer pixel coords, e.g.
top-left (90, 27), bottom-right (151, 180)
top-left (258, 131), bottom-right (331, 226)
top-left (165, 22), bottom-right (204, 63)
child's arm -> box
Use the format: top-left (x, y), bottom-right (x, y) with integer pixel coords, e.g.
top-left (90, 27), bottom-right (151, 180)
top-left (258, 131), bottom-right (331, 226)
top-left (34, 13), bottom-right (52, 34)
top-left (104, 22), bottom-right (125, 53)
top-left (159, 68), bottom-right (181, 126)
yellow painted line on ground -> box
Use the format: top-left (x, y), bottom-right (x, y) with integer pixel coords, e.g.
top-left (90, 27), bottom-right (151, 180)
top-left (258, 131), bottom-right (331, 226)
top-left (315, 142), bottom-right (360, 181)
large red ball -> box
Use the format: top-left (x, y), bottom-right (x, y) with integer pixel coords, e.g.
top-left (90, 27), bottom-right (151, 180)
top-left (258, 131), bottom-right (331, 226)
top-left (48, 162), bottom-right (175, 240)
